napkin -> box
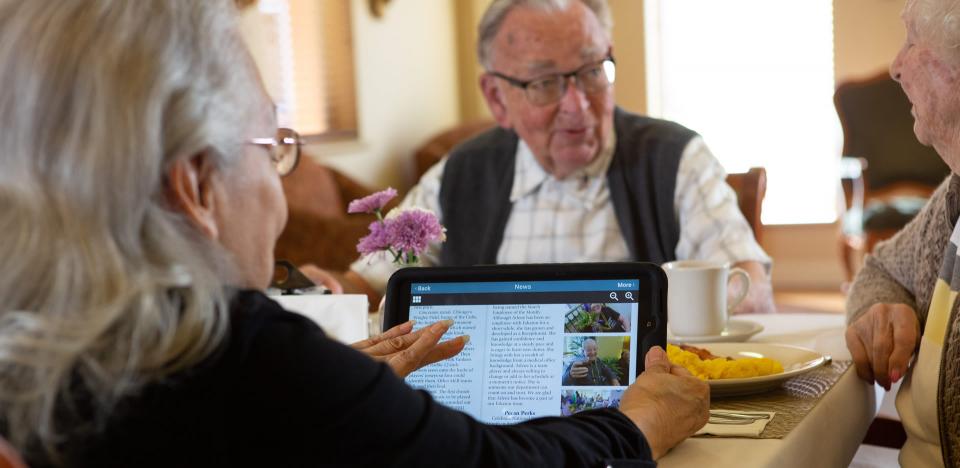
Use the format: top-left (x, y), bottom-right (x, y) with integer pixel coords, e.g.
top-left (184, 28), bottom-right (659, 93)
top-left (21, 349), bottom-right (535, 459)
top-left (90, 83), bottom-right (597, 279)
top-left (270, 292), bottom-right (369, 344)
top-left (695, 411), bottom-right (776, 438)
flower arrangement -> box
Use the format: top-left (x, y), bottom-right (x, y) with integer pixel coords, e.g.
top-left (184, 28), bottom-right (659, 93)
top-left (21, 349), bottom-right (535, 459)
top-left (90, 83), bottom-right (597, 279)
top-left (348, 187), bottom-right (445, 266)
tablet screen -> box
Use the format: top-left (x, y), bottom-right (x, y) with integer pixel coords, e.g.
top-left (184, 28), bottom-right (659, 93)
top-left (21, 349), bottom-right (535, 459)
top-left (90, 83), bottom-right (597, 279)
top-left (404, 278), bottom-right (645, 424)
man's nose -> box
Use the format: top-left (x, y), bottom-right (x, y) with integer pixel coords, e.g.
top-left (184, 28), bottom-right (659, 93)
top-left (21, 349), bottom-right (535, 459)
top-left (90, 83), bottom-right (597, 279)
top-left (558, 75), bottom-right (590, 112)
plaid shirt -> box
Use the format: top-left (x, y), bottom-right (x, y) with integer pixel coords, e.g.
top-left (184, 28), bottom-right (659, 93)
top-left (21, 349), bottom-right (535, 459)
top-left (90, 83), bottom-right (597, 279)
top-left (352, 134), bottom-right (771, 292)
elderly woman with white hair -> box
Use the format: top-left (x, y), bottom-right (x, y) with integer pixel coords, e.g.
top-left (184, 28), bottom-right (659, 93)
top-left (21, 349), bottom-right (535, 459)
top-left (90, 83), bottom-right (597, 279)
top-left (846, 0), bottom-right (960, 466)
top-left (0, 1), bottom-right (708, 466)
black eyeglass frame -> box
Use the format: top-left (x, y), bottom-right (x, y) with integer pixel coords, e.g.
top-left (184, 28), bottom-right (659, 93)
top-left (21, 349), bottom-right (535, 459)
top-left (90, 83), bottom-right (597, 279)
top-left (488, 55), bottom-right (617, 104)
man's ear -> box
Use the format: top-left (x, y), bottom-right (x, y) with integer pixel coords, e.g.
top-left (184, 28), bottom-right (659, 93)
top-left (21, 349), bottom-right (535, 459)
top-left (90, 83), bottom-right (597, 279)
top-left (480, 74), bottom-right (512, 129)
top-left (165, 152), bottom-right (220, 240)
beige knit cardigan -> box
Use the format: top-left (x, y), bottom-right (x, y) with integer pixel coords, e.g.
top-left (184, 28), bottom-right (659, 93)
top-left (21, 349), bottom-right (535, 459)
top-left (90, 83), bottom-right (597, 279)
top-left (847, 175), bottom-right (960, 466)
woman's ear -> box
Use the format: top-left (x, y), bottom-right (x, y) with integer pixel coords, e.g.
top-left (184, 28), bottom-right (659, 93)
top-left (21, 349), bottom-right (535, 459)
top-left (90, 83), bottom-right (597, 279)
top-left (164, 152), bottom-right (220, 240)
top-left (480, 74), bottom-right (513, 129)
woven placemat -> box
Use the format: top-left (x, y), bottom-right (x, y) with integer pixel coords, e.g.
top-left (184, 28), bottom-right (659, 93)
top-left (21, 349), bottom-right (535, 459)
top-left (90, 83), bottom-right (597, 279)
top-left (698, 360), bottom-right (853, 439)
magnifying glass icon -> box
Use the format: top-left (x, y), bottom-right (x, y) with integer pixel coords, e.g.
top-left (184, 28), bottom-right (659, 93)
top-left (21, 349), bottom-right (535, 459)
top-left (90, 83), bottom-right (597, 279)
top-left (625, 291), bottom-right (634, 300)
top-left (609, 292), bottom-right (619, 301)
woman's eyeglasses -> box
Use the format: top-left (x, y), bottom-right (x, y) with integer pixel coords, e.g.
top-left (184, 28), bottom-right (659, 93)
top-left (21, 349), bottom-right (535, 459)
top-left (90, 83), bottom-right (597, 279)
top-left (248, 127), bottom-right (301, 177)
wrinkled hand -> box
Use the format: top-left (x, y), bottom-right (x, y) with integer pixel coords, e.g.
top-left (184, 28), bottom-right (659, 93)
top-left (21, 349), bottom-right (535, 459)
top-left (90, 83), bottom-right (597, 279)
top-left (351, 320), bottom-right (468, 377)
top-left (569, 361), bottom-right (589, 378)
top-left (299, 264), bottom-right (344, 294)
top-left (845, 303), bottom-right (920, 390)
top-left (619, 347), bottom-right (709, 460)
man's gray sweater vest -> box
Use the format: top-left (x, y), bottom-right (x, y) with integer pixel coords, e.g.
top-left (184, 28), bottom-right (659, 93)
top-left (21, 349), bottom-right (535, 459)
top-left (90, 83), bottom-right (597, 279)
top-left (438, 107), bottom-right (697, 267)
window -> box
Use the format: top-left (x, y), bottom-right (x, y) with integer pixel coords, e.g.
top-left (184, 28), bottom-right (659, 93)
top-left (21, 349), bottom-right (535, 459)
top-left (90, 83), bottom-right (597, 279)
top-left (238, 0), bottom-right (358, 141)
top-left (645, 0), bottom-right (841, 224)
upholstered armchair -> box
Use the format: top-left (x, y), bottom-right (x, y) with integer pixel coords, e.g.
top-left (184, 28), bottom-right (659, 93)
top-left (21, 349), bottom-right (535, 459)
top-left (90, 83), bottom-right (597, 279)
top-left (274, 155), bottom-right (380, 271)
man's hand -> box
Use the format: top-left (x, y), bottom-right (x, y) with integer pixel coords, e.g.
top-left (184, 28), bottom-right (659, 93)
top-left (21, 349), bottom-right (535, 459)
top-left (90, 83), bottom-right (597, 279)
top-left (730, 261), bottom-right (775, 314)
top-left (299, 264), bottom-right (344, 293)
top-left (569, 361), bottom-right (589, 378)
top-left (619, 347), bottom-right (709, 459)
top-left (351, 320), bottom-right (468, 377)
top-left (845, 303), bottom-right (920, 390)
top-left (299, 264), bottom-right (382, 312)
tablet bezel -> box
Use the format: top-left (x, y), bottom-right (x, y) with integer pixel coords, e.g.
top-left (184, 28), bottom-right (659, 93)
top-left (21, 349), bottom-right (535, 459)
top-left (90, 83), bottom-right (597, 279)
top-left (383, 262), bottom-right (667, 376)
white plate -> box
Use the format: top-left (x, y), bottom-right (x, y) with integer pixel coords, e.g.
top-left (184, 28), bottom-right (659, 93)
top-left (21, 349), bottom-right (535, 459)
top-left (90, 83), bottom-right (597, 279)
top-left (681, 343), bottom-right (829, 397)
top-left (668, 319), bottom-right (764, 344)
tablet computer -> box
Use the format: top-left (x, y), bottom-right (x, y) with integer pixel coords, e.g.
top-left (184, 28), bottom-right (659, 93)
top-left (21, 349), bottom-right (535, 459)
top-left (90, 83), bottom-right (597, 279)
top-left (382, 262), bottom-right (667, 424)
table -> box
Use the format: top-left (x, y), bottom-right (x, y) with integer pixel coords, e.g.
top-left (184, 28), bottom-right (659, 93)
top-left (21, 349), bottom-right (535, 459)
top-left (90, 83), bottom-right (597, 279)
top-left (659, 313), bottom-right (884, 468)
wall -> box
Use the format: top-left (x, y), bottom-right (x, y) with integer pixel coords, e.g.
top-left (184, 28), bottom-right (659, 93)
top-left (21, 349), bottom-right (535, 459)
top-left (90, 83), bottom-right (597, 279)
top-left (608, 0), bottom-right (648, 114)
top-left (834, 0), bottom-right (906, 83)
top-left (454, 0), bottom-right (490, 122)
top-left (765, 0), bottom-right (906, 290)
top-left (306, 0), bottom-right (461, 190)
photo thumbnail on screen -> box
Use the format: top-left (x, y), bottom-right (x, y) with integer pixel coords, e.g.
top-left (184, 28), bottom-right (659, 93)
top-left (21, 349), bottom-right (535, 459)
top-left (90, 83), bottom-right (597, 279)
top-left (561, 336), bottom-right (631, 386)
top-left (560, 389), bottom-right (625, 416)
top-left (563, 303), bottom-right (632, 333)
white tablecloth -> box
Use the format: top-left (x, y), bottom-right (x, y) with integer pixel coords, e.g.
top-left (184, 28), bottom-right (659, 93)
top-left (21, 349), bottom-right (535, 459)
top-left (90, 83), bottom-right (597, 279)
top-left (659, 313), bottom-right (883, 468)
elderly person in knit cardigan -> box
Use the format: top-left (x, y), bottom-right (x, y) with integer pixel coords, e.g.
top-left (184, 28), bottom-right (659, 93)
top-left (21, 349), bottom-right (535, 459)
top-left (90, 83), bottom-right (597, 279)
top-left (845, 0), bottom-right (960, 466)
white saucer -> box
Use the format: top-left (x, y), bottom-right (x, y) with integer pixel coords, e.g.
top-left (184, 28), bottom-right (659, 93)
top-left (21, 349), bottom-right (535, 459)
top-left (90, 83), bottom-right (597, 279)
top-left (668, 319), bottom-right (764, 344)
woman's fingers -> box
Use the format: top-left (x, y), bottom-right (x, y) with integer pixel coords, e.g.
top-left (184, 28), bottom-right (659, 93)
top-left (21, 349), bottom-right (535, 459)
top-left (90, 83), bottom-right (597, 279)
top-left (350, 320), bottom-right (415, 350)
top-left (419, 335), bottom-right (470, 368)
top-left (871, 311), bottom-right (893, 389)
top-left (845, 326), bottom-right (874, 384)
top-left (387, 320), bottom-right (453, 377)
top-left (888, 306), bottom-right (920, 382)
top-left (356, 323), bottom-right (428, 356)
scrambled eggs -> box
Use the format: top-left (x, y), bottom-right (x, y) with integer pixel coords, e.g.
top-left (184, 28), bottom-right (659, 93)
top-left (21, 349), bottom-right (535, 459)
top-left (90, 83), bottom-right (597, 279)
top-left (666, 344), bottom-right (783, 380)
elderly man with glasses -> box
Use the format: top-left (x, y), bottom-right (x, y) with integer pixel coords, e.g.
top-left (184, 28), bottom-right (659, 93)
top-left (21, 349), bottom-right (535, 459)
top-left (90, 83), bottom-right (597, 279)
top-left (329, 0), bottom-right (773, 314)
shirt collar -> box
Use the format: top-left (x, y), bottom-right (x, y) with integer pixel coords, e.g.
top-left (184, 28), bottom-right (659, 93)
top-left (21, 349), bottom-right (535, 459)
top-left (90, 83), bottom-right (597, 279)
top-left (509, 129), bottom-right (617, 203)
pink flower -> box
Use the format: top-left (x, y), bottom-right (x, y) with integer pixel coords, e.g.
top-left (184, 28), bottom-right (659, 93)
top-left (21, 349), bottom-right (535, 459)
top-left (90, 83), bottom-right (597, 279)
top-left (349, 198), bottom-right (446, 266)
top-left (347, 187), bottom-right (398, 214)
top-left (385, 208), bottom-right (445, 262)
top-left (356, 220), bottom-right (392, 256)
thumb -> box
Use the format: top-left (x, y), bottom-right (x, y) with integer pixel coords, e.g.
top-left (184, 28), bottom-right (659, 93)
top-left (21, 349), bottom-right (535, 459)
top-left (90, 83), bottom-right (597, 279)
top-left (643, 346), bottom-right (671, 374)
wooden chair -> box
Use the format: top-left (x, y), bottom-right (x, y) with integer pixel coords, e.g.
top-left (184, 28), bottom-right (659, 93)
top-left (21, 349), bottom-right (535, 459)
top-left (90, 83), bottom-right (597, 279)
top-left (274, 156), bottom-right (386, 271)
top-left (725, 167), bottom-right (767, 243)
top-left (414, 122), bottom-right (767, 242)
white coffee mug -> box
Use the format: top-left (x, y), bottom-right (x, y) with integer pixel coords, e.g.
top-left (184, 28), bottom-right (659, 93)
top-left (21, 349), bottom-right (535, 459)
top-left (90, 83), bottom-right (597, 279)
top-left (662, 260), bottom-right (751, 337)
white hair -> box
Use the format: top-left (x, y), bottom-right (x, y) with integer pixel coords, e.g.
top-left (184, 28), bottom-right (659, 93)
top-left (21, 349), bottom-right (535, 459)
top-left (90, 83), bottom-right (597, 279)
top-left (0, 0), bottom-right (259, 460)
top-left (907, 0), bottom-right (960, 61)
top-left (477, 0), bottom-right (613, 70)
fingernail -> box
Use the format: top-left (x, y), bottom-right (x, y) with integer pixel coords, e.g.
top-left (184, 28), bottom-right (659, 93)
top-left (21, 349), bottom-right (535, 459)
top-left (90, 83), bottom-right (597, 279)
top-left (890, 369), bottom-right (901, 383)
top-left (432, 319), bottom-right (453, 331)
top-left (461, 335), bottom-right (471, 344)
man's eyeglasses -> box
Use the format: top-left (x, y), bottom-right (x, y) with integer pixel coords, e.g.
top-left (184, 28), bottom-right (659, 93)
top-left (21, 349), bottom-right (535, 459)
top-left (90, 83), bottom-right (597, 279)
top-left (489, 56), bottom-right (616, 106)
top-left (249, 127), bottom-right (301, 177)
